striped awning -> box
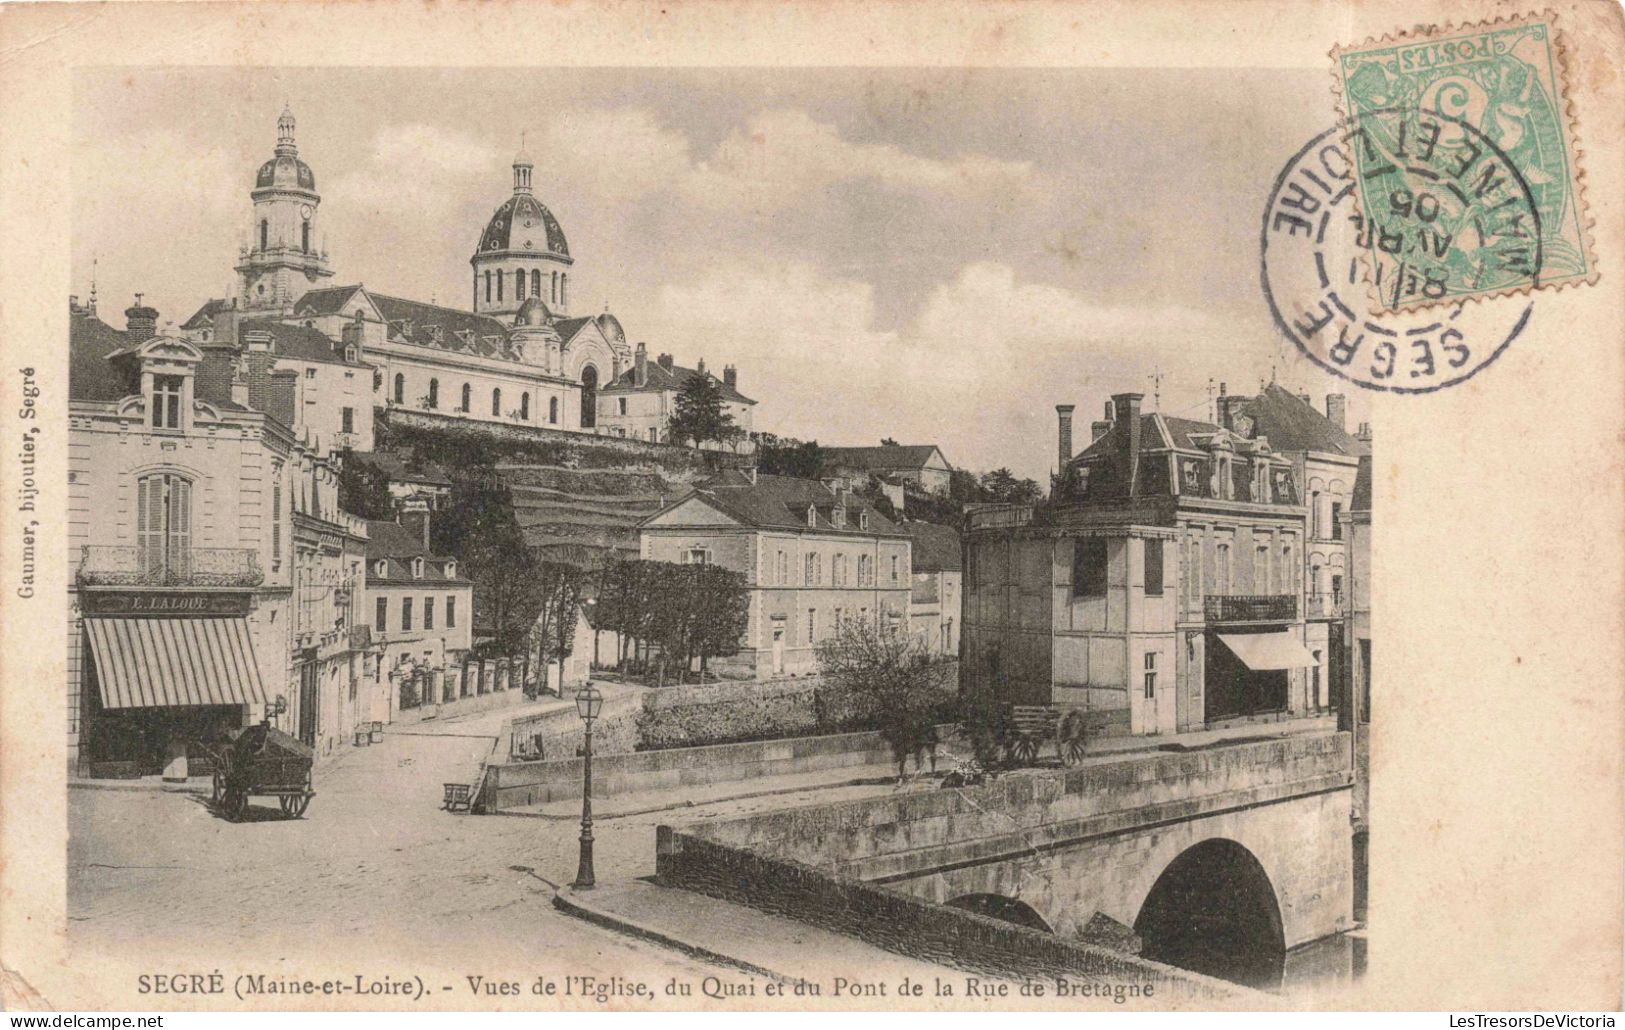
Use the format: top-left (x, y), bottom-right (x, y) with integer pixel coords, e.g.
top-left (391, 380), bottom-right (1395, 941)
top-left (86, 617), bottom-right (267, 709)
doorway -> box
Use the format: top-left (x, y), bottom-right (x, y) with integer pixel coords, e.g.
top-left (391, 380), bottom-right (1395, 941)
top-left (580, 365), bottom-right (599, 428)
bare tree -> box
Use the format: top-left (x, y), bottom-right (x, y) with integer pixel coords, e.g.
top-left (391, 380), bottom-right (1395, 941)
top-left (816, 614), bottom-right (953, 781)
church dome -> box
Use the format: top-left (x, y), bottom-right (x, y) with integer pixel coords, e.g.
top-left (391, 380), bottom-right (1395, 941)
top-left (515, 295), bottom-right (551, 326)
top-left (255, 105), bottom-right (316, 191)
top-left (596, 312), bottom-right (625, 343)
top-left (257, 155), bottom-right (316, 190)
top-left (477, 193), bottom-right (569, 259)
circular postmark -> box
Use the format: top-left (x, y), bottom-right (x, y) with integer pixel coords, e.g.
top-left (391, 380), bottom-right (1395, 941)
top-left (1261, 110), bottom-right (1538, 393)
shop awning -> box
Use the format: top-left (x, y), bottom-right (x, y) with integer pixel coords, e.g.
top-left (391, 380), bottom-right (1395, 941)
top-left (87, 617), bottom-right (267, 709)
top-left (1217, 631), bottom-right (1319, 671)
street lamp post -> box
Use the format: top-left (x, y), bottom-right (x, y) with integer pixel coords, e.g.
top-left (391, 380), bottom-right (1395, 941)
top-left (572, 684), bottom-right (603, 889)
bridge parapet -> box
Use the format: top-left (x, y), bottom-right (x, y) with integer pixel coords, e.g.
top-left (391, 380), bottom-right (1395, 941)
top-left (683, 732), bottom-right (1351, 877)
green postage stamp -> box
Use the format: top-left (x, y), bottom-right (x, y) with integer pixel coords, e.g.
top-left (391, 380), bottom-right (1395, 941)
top-left (1332, 12), bottom-right (1597, 312)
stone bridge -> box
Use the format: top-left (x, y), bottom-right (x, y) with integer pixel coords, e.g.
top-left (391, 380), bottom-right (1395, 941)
top-left (659, 731), bottom-right (1355, 989)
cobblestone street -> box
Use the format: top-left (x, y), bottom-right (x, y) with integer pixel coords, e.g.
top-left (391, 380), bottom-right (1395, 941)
top-left (67, 712), bottom-right (923, 1002)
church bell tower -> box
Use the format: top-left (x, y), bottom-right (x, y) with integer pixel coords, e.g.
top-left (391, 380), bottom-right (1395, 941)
top-left (236, 106), bottom-right (333, 310)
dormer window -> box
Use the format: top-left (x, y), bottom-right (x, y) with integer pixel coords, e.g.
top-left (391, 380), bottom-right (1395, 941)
top-left (375, 560), bottom-right (388, 578)
top-left (444, 560), bottom-right (457, 579)
top-left (412, 557), bottom-right (425, 579)
top-left (859, 510), bottom-right (869, 531)
top-left (833, 506), bottom-right (846, 529)
top-left (151, 374), bottom-right (183, 429)
top-left (807, 506), bottom-right (817, 528)
top-left (345, 345), bottom-right (357, 363)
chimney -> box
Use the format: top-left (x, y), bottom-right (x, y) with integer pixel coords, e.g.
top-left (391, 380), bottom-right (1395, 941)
top-left (341, 311), bottom-right (363, 354)
top-left (657, 352), bottom-right (674, 371)
top-left (195, 343), bottom-right (239, 406)
top-left (1112, 393), bottom-right (1143, 495)
top-left (724, 364), bottom-right (737, 391)
top-left (124, 294), bottom-right (159, 342)
top-left (266, 369), bottom-right (299, 430)
top-left (634, 342), bottom-right (648, 387)
top-left (1326, 393), bottom-right (1347, 430)
top-left (400, 497), bottom-right (432, 552)
top-left (243, 328), bottom-right (274, 353)
top-left (697, 357), bottom-right (707, 377)
top-left (1297, 390), bottom-right (1313, 407)
top-left (1356, 422), bottom-right (1373, 443)
top-left (1091, 419), bottom-right (1113, 442)
top-left (1055, 404), bottom-right (1075, 467)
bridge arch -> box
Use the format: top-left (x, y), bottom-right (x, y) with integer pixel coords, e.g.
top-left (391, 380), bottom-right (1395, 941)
top-left (945, 893), bottom-right (1053, 933)
top-left (1133, 838), bottom-right (1285, 989)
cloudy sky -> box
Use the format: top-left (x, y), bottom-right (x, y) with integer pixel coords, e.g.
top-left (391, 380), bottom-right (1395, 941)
top-left (73, 66), bottom-right (1369, 480)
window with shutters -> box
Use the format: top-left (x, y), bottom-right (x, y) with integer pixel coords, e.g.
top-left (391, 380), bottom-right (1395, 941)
top-left (446, 597), bottom-right (456, 628)
top-left (376, 596), bottom-right (387, 632)
top-left (136, 473), bottom-right (193, 582)
top-left (424, 597), bottom-right (435, 630)
top-left (271, 475), bottom-right (282, 568)
top-left (401, 597), bottom-right (413, 632)
top-left (341, 407), bottom-right (354, 434)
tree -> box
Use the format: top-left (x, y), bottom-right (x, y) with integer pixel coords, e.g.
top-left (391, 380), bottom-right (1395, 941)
top-left (880, 437), bottom-right (900, 447)
top-left (336, 450), bottom-right (395, 520)
top-left (816, 614), bottom-right (954, 781)
top-left (753, 433), bottom-right (824, 479)
top-left (433, 472), bottom-right (545, 656)
top-left (529, 562), bottom-right (584, 695)
top-left (669, 373), bottom-right (736, 448)
top-left (687, 564), bottom-right (749, 676)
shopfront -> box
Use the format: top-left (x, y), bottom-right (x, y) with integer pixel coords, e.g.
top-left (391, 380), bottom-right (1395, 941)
top-left (78, 590), bottom-right (266, 778)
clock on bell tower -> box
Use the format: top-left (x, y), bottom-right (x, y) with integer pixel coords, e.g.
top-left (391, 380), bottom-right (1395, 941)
top-left (235, 106), bottom-right (334, 310)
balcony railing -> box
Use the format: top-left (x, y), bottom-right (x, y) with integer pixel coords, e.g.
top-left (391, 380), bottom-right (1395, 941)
top-left (1204, 594), bottom-right (1298, 623)
top-left (1304, 592), bottom-right (1345, 618)
top-left (78, 545), bottom-right (264, 588)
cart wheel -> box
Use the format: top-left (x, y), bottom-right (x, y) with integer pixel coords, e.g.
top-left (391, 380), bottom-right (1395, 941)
top-left (1065, 737), bottom-right (1088, 765)
top-left (292, 793), bottom-right (312, 817)
top-left (278, 796), bottom-right (296, 817)
top-left (1012, 737), bottom-right (1038, 767)
top-left (1058, 711), bottom-right (1089, 767)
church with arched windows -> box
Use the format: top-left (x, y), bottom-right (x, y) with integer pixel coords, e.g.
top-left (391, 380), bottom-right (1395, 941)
top-left (180, 109), bottom-right (642, 449)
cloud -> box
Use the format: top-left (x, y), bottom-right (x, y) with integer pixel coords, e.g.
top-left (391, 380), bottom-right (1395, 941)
top-left (688, 109), bottom-right (1034, 211)
top-left (325, 124), bottom-right (501, 222)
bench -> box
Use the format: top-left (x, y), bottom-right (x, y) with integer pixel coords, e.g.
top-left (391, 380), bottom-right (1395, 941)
top-left (442, 782), bottom-right (473, 813)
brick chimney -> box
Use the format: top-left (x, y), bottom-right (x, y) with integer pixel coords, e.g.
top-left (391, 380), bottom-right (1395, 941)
top-left (657, 352), bottom-right (674, 371)
top-left (1326, 393), bottom-right (1347, 430)
top-left (195, 343), bottom-right (239, 406)
top-left (634, 342), bottom-right (648, 387)
top-left (340, 311), bottom-right (364, 356)
top-left (1112, 393), bottom-right (1143, 495)
top-left (1090, 398), bottom-right (1114, 442)
top-left (124, 295), bottom-right (159, 342)
top-left (400, 496), bottom-right (431, 552)
top-left (724, 364), bottom-right (738, 391)
top-left (1055, 404), bottom-right (1075, 468)
top-left (266, 369), bottom-right (299, 430)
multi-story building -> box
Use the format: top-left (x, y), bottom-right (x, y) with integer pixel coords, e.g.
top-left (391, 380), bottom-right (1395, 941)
top-left (365, 504), bottom-right (473, 719)
top-left (901, 520), bottom-right (961, 655)
top-left (1219, 383), bottom-right (1368, 713)
top-left (597, 344), bottom-right (756, 450)
top-left (963, 393), bottom-right (1315, 737)
top-left (1343, 450), bottom-right (1372, 918)
top-left (821, 444), bottom-right (954, 494)
top-left (638, 472), bottom-right (912, 678)
top-left (68, 296), bottom-right (370, 775)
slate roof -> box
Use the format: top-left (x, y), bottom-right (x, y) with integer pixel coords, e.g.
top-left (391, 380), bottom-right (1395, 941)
top-left (69, 310), bottom-right (136, 403)
top-left (180, 298), bottom-right (230, 330)
top-left (290, 285), bottom-right (363, 317)
top-left (1351, 453), bottom-right (1372, 512)
top-left (1237, 384), bottom-right (1368, 457)
top-left (820, 444), bottom-right (945, 471)
top-left (656, 474), bottom-right (903, 536)
top-left (352, 450), bottom-right (452, 487)
top-left (363, 519), bottom-right (468, 584)
top-left (239, 319), bottom-right (369, 367)
top-left (477, 192), bottom-right (570, 258)
top-left (602, 359), bottom-right (754, 404)
top-left (1073, 414), bottom-right (1176, 462)
top-left (901, 521), bottom-right (961, 573)
top-left (370, 293), bottom-right (518, 361)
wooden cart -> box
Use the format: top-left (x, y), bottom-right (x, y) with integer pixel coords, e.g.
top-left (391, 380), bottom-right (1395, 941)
top-left (1003, 705), bottom-right (1094, 767)
top-left (203, 722), bottom-right (316, 821)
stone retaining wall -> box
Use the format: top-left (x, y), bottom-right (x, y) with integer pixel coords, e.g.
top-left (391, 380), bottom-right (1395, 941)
top-left (483, 727), bottom-right (903, 811)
